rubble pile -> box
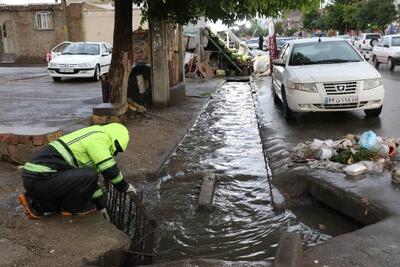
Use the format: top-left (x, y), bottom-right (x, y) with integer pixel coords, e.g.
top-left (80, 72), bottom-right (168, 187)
top-left (291, 131), bottom-right (400, 183)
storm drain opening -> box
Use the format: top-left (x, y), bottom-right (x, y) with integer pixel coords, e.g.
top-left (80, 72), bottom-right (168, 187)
top-left (106, 186), bottom-right (157, 266)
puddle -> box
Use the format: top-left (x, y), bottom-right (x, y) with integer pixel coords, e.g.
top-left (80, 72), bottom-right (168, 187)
top-left (142, 82), bottom-right (360, 262)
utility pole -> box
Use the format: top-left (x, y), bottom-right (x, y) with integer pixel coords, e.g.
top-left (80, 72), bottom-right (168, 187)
top-left (61, 0), bottom-right (71, 41)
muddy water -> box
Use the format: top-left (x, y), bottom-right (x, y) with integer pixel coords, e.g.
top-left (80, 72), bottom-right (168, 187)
top-left (144, 82), bottom-right (359, 262)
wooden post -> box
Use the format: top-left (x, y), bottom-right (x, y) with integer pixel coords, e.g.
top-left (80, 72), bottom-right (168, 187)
top-left (150, 18), bottom-right (169, 108)
top-left (61, 0), bottom-right (71, 40)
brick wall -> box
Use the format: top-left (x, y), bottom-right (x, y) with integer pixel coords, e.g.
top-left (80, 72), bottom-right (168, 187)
top-left (0, 5), bottom-right (65, 63)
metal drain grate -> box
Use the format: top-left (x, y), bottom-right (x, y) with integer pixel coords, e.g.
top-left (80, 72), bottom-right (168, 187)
top-left (106, 187), bottom-right (157, 265)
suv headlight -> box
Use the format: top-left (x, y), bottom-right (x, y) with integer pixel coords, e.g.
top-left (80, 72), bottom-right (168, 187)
top-left (363, 78), bottom-right (382, 90)
top-left (77, 63), bottom-right (92, 68)
top-left (290, 83), bottom-right (318, 93)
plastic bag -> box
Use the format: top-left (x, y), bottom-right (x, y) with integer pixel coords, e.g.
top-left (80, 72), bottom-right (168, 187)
top-left (359, 130), bottom-right (377, 150)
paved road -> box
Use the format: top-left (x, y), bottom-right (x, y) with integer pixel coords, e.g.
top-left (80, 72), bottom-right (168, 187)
top-left (0, 67), bottom-right (102, 131)
top-left (255, 64), bottom-right (400, 145)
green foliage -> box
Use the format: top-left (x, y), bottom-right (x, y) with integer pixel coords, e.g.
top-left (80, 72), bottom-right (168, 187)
top-left (133, 0), bottom-right (322, 25)
top-left (331, 148), bottom-right (378, 164)
top-left (284, 28), bottom-right (297, 36)
top-left (302, 0), bottom-right (398, 33)
top-left (274, 21), bottom-right (284, 36)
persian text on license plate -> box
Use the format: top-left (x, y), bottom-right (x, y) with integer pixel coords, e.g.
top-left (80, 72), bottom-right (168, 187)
top-left (324, 96), bottom-right (358, 105)
top-left (60, 68), bottom-right (74, 73)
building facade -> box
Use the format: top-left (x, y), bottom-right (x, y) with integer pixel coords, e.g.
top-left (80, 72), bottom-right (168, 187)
top-left (0, 2), bottom-right (145, 63)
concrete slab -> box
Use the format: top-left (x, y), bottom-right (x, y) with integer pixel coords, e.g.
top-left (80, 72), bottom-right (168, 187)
top-left (198, 173), bottom-right (218, 211)
top-left (144, 259), bottom-right (271, 267)
top-left (275, 232), bottom-right (303, 267)
top-left (0, 239), bottom-right (32, 267)
top-left (0, 193), bottom-right (130, 266)
top-left (0, 126), bottom-right (60, 136)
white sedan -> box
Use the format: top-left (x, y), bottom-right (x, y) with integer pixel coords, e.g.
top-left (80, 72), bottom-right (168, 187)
top-left (372, 34), bottom-right (400, 71)
top-left (272, 38), bottom-right (384, 121)
top-left (48, 42), bottom-right (112, 82)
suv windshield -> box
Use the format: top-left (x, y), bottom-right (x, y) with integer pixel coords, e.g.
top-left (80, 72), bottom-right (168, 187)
top-left (366, 34), bottom-right (381, 40)
top-left (392, 37), bottom-right (400, 46)
top-left (289, 41), bottom-right (363, 66)
top-left (62, 43), bottom-right (100, 55)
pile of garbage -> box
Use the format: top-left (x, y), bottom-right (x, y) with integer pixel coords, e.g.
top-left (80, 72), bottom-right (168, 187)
top-left (291, 131), bottom-right (400, 183)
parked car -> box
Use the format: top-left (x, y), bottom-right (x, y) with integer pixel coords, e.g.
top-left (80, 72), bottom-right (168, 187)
top-left (337, 35), bottom-right (351, 42)
top-left (354, 33), bottom-right (381, 51)
top-left (46, 41), bottom-right (72, 62)
top-left (271, 38), bottom-right (384, 121)
top-left (48, 42), bottom-right (112, 82)
top-left (246, 38), bottom-right (260, 49)
top-left (371, 34), bottom-right (400, 71)
top-left (276, 37), bottom-right (297, 51)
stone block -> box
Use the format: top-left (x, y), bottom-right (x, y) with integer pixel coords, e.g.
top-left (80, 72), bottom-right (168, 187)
top-left (46, 132), bottom-right (59, 142)
top-left (92, 103), bottom-right (127, 116)
top-left (10, 134), bottom-right (19, 145)
top-left (275, 232), bottom-right (303, 267)
top-left (32, 135), bottom-right (47, 146)
top-left (198, 173), bottom-right (218, 211)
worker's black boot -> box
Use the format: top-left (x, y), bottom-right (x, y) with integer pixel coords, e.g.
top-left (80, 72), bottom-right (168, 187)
top-left (18, 193), bottom-right (44, 219)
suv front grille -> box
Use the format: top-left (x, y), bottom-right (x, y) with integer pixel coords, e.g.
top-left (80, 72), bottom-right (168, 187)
top-left (323, 82), bottom-right (357, 95)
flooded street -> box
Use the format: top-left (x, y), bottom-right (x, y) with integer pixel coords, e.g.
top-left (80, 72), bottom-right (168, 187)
top-left (144, 82), bottom-right (359, 263)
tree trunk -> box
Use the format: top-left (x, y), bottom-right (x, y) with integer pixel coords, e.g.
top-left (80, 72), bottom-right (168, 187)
top-left (107, 0), bottom-right (133, 114)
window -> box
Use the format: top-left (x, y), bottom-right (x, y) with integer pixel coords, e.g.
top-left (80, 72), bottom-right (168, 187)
top-left (392, 37), bottom-right (400, 47)
top-left (36, 12), bottom-right (53, 30)
top-left (289, 41), bottom-right (362, 66)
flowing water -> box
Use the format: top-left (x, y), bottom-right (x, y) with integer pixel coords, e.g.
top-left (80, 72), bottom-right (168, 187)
top-left (142, 82), bottom-right (360, 263)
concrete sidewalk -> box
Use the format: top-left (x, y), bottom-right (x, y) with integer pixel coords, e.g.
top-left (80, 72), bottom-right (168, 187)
top-left (253, 77), bottom-right (400, 267)
top-left (0, 76), bottom-right (224, 266)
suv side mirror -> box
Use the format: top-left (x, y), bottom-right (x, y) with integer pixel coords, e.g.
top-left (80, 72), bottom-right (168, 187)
top-left (102, 52), bottom-right (110, 57)
top-left (272, 58), bottom-right (286, 67)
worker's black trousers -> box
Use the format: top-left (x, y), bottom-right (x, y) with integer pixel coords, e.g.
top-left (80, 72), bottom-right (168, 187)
top-left (22, 167), bottom-right (105, 213)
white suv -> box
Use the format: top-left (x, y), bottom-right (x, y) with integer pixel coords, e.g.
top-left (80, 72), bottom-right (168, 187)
top-left (354, 33), bottom-right (381, 51)
top-left (371, 34), bottom-right (400, 71)
top-left (272, 38), bottom-right (385, 121)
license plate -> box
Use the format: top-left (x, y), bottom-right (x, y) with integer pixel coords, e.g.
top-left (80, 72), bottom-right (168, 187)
top-left (324, 96), bottom-right (358, 105)
top-left (60, 68), bottom-right (74, 73)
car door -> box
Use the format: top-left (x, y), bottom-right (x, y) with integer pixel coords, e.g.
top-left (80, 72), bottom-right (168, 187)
top-left (272, 43), bottom-right (289, 98)
top-left (100, 43), bottom-right (111, 74)
top-left (380, 37), bottom-right (390, 63)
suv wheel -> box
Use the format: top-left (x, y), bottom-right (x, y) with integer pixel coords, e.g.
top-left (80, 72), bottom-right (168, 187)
top-left (364, 106), bottom-right (382, 117)
top-left (388, 57), bottom-right (395, 71)
top-left (372, 56), bottom-right (380, 69)
top-left (52, 77), bottom-right (61, 82)
top-left (370, 38), bottom-right (378, 47)
top-left (282, 88), bottom-right (296, 122)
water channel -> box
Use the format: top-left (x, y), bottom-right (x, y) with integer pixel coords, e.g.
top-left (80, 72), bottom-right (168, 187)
top-left (143, 82), bottom-right (360, 263)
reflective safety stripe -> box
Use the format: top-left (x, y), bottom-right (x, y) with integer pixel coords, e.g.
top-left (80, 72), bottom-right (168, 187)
top-left (92, 189), bottom-right (103, 199)
top-left (97, 158), bottom-right (116, 172)
top-left (49, 141), bottom-right (77, 167)
top-left (21, 162), bottom-right (57, 173)
top-left (111, 172), bottom-right (123, 184)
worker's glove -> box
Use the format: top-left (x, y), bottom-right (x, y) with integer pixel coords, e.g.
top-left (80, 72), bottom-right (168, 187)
top-left (100, 208), bottom-right (110, 221)
top-left (126, 183), bottom-right (138, 197)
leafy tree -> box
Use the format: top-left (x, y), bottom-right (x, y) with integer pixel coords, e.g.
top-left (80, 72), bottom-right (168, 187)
top-left (357, 0), bottom-right (397, 32)
top-left (107, 0), bottom-right (322, 111)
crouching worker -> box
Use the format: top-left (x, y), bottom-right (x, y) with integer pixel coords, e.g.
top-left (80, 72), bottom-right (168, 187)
top-left (18, 123), bottom-right (137, 219)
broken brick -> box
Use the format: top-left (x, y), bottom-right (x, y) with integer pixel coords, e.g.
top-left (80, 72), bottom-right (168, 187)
top-left (32, 135), bottom-right (47, 146)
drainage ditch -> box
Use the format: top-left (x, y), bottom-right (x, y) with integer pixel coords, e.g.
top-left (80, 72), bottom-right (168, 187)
top-left (116, 81), bottom-right (362, 265)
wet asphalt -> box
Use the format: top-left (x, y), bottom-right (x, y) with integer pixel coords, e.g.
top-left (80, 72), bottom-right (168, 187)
top-left (0, 67), bottom-right (102, 131)
top-left (255, 63), bottom-right (400, 143)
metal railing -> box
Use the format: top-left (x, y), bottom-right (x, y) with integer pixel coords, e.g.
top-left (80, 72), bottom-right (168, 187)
top-left (106, 186), bottom-right (157, 265)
